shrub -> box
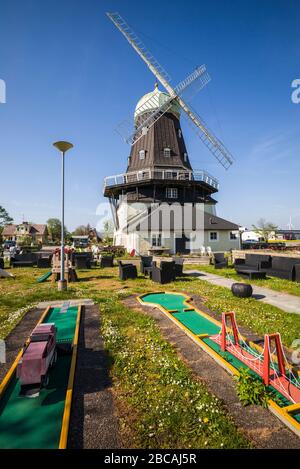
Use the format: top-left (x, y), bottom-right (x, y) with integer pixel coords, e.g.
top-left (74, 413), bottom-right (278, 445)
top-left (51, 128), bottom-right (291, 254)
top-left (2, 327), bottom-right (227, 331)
top-left (235, 368), bottom-right (269, 408)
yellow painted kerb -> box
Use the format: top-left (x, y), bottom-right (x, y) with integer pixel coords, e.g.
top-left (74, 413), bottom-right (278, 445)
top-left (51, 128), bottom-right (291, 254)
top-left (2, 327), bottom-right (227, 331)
top-left (58, 304), bottom-right (82, 449)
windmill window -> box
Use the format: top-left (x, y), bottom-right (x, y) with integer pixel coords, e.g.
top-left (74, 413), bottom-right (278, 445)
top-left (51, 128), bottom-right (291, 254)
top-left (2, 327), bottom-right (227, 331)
top-left (152, 233), bottom-right (162, 247)
top-left (184, 153), bottom-right (188, 162)
top-left (178, 129), bottom-right (182, 138)
top-left (164, 147), bottom-right (171, 158)
top-left (139, 150), bottom-right (145, 160)
top-left (165, 171), bottom-right (177, 179)
top-left (166, 188), bottom-right (178, 199)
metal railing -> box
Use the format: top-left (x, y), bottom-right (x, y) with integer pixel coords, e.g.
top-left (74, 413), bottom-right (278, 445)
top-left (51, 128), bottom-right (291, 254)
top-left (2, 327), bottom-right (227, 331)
top-left (103, 168), bottom-right (219, 191)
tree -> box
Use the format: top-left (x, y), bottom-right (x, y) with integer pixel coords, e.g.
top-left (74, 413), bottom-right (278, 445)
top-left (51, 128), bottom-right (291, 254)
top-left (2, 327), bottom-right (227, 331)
top-left (0, 206), bottom-right (13, 228)
top-left (103, 219), bottom-right (114, 243)
top-left (73, 224), bottom-right (93, 236)
top-left (252, 218), bottom-right (278, 242)
top-left (73, 225), bottom-right (88, 236)
top-left (47, 218), bottom-right (68, 242)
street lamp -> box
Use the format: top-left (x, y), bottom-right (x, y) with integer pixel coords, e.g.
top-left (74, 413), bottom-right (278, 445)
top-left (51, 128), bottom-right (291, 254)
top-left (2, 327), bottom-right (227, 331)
top-left (53, 141), bottom-right (73, 291)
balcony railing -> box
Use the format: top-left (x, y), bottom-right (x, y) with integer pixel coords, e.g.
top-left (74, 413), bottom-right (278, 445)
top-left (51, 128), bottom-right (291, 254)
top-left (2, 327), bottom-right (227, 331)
top-left (103, 168), bottom-right (219, 191)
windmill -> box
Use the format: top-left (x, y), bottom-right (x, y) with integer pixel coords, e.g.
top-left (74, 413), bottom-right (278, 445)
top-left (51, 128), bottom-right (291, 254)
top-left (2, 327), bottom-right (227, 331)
top-left (107, 12), bottom-right (234, 170)
top-left (104, 12), bottom-right (240, 255)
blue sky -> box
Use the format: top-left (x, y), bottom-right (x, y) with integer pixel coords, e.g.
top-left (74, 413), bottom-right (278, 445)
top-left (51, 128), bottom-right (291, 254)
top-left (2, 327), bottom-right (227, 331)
top-left (0, 0), bottom-right (299, 231)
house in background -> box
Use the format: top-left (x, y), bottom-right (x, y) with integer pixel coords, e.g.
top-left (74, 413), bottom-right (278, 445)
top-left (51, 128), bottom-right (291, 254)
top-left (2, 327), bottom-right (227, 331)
top-left (275, 230), bottom-right (300, 240)
top-left (2, 222), bottom-right (49, 244)
top-left (203, 213), bottom-right (240, 251)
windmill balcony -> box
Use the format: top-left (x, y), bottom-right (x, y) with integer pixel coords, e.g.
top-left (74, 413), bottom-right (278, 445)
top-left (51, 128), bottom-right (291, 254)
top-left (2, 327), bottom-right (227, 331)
top-left (103, 168), bottom-right (219, 192)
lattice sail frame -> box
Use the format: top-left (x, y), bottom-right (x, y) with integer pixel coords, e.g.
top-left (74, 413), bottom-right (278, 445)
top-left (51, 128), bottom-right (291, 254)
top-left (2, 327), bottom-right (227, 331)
top-left (107, 11), bottom-right (234, 170)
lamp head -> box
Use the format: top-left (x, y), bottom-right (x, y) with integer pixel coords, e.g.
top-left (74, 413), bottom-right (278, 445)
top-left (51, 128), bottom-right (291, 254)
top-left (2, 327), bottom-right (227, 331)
top-left (53, 141), bottom-right (73, 153)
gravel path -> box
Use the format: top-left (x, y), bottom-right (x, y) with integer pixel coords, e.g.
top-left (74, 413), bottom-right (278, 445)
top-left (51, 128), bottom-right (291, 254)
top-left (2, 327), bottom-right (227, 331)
top-left (68, 304), bottom-right (121, 448)
top-left (187, 270), bottom-right (300, 314)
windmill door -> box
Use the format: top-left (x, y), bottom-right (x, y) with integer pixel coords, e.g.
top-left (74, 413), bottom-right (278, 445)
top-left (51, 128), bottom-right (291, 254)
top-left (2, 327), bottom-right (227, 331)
top-left (175, 235), bottom-right (190, 254)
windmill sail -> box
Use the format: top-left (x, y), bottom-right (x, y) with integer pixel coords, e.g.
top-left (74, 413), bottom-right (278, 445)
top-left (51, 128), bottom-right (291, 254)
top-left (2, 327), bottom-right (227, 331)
top-left (107, 11), bottom-right (234, 170)
top-left (180, 102), bottom-right (234, 169)
top-left (107, 12), bottom-right (172, 91)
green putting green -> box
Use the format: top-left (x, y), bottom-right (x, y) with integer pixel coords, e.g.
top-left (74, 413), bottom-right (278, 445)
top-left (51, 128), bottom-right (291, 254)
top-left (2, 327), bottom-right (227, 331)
top-left (141, 292), bottom-right (219, 336)
top-left (44, 305), bottom-right (78, 343)
top-left (0, 305), bottom-right (78, 449)
top-left (141, 292), bottom-right (192, 313)
top-left (173, 310), bottom-right (219, 336)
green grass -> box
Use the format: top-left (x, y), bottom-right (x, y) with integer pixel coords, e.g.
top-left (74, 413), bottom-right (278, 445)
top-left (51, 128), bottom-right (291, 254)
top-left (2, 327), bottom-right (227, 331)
top-left (1, 264), bottom-right (300, 447)
top-left (185, 263), bottom-right (300, 297)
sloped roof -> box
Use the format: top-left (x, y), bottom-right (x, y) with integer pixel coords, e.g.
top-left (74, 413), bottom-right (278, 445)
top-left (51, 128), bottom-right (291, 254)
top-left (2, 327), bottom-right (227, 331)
top-left (31, 224), bottom-right (48, 234)
top-left (204, 212), bottom-right (239, 230)
top-left (2, 223), bottom-right (47, 236)
top-left (2, 224), bottom-right (17, 235)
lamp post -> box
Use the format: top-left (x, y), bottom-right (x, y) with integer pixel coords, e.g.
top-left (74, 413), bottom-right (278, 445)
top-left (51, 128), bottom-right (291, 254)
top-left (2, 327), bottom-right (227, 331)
top-left (53, 141), bottom-right (73, 291)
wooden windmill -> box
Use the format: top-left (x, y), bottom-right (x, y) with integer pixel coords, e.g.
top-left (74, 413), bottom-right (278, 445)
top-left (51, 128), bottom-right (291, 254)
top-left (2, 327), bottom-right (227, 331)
top-left (104, 12), bottom-right (238, 255)
top-left (107, 12), bottom-right (234, 170)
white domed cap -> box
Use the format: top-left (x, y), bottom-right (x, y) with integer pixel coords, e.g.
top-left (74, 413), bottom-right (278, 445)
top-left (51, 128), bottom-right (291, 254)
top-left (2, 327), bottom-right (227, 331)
top-left (134, 83), bottom-right (180, 121)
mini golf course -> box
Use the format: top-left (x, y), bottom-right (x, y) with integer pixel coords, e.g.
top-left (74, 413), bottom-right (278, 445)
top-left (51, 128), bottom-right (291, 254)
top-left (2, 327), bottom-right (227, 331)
top-left (0, 304), bottom-right (81, 449)
top-left (138, 292), bottom-right (300, 437)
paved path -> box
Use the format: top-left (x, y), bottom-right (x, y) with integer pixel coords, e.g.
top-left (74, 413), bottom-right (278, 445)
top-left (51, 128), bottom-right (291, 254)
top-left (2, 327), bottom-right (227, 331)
top-left (187, 270), bottom-right (300, 314)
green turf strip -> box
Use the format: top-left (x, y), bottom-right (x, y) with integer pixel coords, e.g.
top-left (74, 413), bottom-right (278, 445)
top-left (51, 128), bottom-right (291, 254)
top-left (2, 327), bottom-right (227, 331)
top-left (141, 292), bottom-right (191, 313)
top-left (142, 293), bottom-right (220, 336)
top-left (44, 305), bottom-right (78, 343)
top-left (173, 310), bottom-right (219, 336)
top-left (0, 305), bottom-right (78, 448)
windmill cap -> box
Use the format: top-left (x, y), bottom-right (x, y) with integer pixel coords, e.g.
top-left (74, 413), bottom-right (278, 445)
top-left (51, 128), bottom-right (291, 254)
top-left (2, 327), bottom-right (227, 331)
top-left (134, 84), bottom-right (180, 121)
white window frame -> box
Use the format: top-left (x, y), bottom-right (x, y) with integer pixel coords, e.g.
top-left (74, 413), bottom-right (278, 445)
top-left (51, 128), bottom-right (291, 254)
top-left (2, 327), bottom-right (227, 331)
top-left (151, 233), bottom-right (162, 247)
top-left (183, 152), bottom-right (188, 162)
top-left (178, 129), bottom-right (182, 138)
top-left (209, 231), bottom-right (219, 242)
top-left (166, 187), bottom-right (178, 199)
top-left (139, 149), bottom-right (145, 160)
top-left (164, 147), bottom-right (171, 158)
top-left (229, 231), bottom-right (238, 241)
